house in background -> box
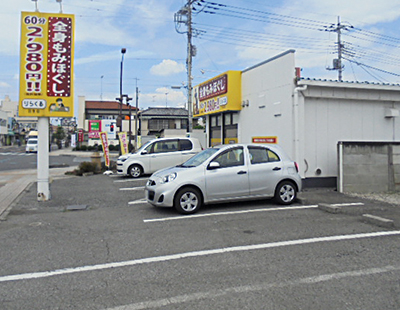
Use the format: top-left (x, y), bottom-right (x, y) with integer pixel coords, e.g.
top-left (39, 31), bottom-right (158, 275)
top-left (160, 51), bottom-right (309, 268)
top-left (139, 107), bottom-right (190, 136)
top-left (0, 95), bottom-right (38, 144)
top-left (77, 97), bottom-right (201, 146)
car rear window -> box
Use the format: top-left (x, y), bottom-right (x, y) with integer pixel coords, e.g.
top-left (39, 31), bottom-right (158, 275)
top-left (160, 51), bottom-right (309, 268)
top-left (180, 139), bottom-right (193, 151)
top-left (248, 147), bottom-right (280, 164)
top-left (153, 140), bottom-right (179, 153)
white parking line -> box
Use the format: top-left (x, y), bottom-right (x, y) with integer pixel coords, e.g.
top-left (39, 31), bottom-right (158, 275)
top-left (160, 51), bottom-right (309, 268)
top-left (120, 187), bottom-right (145, 191)
top-left (1, 230), bottom-right (399, 283)
top-left (114, 179), bottom-right (147, 183)
top-left (106, 264), bottom-right (400, 310)
top-left (330, 202), bottom-right (364, 207)
top-left (143, 205), bottom-right (319, 223)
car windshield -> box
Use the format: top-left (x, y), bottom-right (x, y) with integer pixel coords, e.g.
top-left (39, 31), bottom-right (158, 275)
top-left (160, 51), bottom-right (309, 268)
top-left (181, 148), bottom-right (220, 167)
top-left (28, 140), bottom-right (38, 145)
top-left (132, 141), bottom-right (152, 154)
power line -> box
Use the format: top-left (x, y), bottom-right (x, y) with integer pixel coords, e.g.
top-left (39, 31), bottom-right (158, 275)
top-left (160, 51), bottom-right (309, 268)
top-left (192, 1), bottom-right (400, 81)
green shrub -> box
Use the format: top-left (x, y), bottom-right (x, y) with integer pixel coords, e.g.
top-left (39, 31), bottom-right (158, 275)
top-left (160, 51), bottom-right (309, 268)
top-left (69, 161), bottom-right (100, 176)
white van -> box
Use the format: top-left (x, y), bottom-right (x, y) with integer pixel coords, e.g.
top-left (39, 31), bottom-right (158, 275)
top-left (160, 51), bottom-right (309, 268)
top-left (117, 137), bottom-right (203, 178)
top-left (26, 138), bottom-right (38, 153)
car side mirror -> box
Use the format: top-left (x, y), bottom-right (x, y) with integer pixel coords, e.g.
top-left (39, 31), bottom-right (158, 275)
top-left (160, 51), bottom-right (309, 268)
top-left (208, 161), bottom-right (220, 170)
top-left (141, 150), bottom-right (148, 155)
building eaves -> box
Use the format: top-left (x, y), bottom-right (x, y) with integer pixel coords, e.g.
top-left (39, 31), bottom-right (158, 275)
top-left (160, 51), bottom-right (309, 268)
top-left (242, 49), bottom-right (296, 73)
top-left (140, 107), bottom-right (188, 117)
top-left (298, 77), bottom-right (400, 91)
top-left (85, 100), bottom-right (136, 111)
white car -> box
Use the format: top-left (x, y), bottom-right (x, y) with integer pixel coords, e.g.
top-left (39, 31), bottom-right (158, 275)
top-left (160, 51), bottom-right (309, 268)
top-left (25, 138), bottom-right (38, 153)
top-left (117, 137), bottom-right (203, 178)
top-left (145, 143), bottom-right (302, 214)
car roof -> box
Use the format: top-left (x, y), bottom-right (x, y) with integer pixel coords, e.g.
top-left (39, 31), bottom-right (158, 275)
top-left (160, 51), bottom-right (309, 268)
top-left (151, 137), bottom-right (198, 141)
top-left (212, 143), bottom-right (290, 159)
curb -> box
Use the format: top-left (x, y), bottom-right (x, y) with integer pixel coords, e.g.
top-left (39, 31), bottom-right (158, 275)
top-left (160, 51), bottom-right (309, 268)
top-left (318, 202), bottom-right (396, 228)
top-left (362, 214), bottom-right (394, 228)
top-left (318, 203), bottom-right (341, 214)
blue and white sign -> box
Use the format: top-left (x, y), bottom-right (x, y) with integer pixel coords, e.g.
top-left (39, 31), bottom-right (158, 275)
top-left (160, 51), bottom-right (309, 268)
top-left (102, 120), bottom-right (117, 140)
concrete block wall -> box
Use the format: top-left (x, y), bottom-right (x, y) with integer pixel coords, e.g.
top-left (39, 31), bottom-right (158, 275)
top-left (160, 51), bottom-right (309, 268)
top-left (393, 145), bottom-right (400, 191)
top-left (339, 142), bottom-right (400, 193)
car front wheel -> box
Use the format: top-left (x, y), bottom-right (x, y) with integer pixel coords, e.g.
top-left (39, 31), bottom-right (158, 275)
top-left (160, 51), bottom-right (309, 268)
top-left (274, 181), bottom-right (297, 205)
top-left (129, 164), bottom-right (143, 178)
top-left (174, 187), bottom-right (202, 214)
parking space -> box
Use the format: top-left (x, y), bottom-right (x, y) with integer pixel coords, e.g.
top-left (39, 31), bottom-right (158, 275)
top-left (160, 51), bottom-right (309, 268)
top-left (2, 173), bottom-right (400, 309)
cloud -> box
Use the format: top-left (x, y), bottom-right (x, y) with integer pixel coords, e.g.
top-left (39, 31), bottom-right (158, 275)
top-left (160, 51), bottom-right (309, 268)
top-left (150, 60), bottom-right (186, 76)
top-left (0, 82), bottom-right (11, 88)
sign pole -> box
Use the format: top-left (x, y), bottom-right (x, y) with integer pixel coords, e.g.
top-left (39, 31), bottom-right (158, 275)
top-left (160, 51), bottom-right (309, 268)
top-left (37, 117), bottom-right (50, 201)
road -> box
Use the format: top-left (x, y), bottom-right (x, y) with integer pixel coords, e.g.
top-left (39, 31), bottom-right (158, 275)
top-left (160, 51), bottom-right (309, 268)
top-left (0, 147), bottom-right (90, 171)
top-left (0, 171), bottom-right (399, 309)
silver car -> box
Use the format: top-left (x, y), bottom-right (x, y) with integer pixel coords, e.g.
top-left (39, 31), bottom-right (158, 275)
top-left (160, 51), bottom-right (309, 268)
top-left (145, 143), bottom-right (302, 214)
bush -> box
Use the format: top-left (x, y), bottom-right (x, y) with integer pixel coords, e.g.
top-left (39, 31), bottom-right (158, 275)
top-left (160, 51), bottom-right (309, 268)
top-left (68, 161), bottom-right (101, 176)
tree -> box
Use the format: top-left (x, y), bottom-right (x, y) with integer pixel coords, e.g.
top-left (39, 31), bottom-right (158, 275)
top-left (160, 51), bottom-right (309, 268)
top-left (53, 126), bottom-right (66, 149)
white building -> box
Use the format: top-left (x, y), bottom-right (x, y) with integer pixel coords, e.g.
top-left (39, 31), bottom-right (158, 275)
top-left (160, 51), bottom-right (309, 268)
top-left (194, 50), bottom-right (400, 186)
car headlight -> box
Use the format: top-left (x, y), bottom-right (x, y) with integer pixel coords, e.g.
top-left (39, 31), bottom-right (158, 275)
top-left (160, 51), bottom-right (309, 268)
top-left (118, 156), bottom-right (128, 162)
top-left (160, 172), bottom-right (177, 184)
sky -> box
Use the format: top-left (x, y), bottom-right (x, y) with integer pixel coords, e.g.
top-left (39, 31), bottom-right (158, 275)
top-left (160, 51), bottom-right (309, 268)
top-left (2, 0), bottom-right (400, 115)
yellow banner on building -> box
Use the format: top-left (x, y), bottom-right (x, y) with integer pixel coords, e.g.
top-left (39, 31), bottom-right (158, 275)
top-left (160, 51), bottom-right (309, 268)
top-left (19, 11), bottom-right (75, 117)
top-left (193, 70), bottom-right (242, 117)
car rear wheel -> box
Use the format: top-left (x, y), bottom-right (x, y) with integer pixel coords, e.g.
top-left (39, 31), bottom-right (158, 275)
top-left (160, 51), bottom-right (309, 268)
top-left (274, 181), bottom-right (297, 205)
top-left (129, 164), bottom-right (143, 178)
top-left (174, 187), bottom-right (202, 214)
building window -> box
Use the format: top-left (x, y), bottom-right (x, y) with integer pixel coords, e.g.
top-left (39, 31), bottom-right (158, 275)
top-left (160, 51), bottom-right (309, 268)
top-left (148, 119), bottom-right (183, 131)
top-left (181, 119), bottom-right (188, 129)
top-left (224, 113), bottom-right (231, 125)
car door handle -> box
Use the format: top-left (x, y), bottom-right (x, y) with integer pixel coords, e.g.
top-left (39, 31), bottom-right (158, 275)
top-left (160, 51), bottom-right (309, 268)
top-left (273, 167), bottom-right (281, 171)
top-left (237, 170), bottom-right (247, 175)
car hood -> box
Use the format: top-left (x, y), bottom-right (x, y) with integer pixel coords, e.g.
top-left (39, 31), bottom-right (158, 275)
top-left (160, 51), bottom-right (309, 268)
top-left (118, 153), bottom-right (138, 161)
top-left (151, 165), bottom-right (200, 178)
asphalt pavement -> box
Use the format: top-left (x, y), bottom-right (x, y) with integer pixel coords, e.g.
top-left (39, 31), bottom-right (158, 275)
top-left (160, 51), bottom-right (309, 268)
top-left (0, 145), bottom-right (113, 220)
top-left (0, 145), bottom-right (400, 229)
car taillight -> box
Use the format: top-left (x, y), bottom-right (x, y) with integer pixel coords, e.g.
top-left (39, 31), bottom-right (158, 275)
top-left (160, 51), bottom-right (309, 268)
top-left (294, 162), bottom-right (299, 172)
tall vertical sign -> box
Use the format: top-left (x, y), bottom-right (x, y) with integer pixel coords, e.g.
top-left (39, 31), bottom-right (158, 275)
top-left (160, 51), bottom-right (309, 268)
top-left (19, 11), bottom-right (74, 117)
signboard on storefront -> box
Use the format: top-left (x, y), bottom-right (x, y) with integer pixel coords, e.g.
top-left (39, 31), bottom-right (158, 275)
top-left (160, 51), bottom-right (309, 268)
top-left (252, 136), bottom-right (278, 144)
top-left (18, 11), bottom-right (75, 118)
top-left (88, 120), bottom-right (101, 139)
top-left (193, 71), bottom-right (242, 117)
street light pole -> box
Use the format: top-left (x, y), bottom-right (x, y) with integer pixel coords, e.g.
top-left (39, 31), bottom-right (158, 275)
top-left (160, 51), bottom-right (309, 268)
top-left (118, 48), bottom-right (126, 132)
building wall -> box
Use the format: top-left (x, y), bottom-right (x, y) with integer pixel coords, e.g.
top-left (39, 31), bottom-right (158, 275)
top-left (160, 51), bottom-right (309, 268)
top-left (236, 50), bottom-right (400, 185)
top-left (339, 142), bottom-right (400, 193)
top-left (301, 83), bottom-right (400, 179)
top-left (240, 50), bottom-right (296, 157)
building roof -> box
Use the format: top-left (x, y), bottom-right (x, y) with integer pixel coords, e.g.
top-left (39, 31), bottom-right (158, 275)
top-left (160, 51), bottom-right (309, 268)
top-left (140, 107), bottom-right (188, 117)
top-left (298, 77), bottom-right (400, 91)
top-left (85, 100), bottom-right (137, 111)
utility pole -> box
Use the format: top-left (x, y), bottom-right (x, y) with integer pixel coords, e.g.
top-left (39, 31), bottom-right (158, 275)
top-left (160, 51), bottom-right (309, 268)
top-left (175, 0), bottom-right (198, 133)
top-left (336, 16), bottom-right (344, 82)
top-left (325, 16), bottom-right (353, 82)
top-left (134, 78), bottom-right (139, 150)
